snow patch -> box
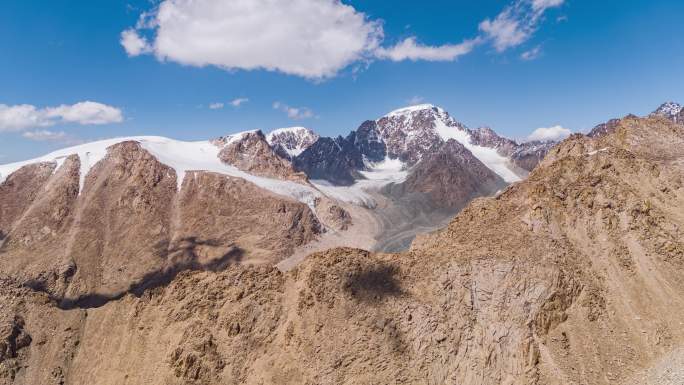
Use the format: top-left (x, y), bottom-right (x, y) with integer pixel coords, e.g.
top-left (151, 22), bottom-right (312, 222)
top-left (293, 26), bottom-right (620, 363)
top-left (267, 126), bottom-right (310, 137)
top-left (433, 119), bottom-right (522, 183)
top-left (385, 104), bottom-right (442, 118)
top-left (587, 148), bottom-right (609, 156)
top-left (360, 156), bottom-right (408, 183)
top-left (654, 102), bottom-right (683, 117)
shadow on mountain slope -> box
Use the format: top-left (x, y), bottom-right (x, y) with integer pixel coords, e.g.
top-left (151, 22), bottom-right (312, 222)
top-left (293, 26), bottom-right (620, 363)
top-left (23, 237), bottom-right (244, 310)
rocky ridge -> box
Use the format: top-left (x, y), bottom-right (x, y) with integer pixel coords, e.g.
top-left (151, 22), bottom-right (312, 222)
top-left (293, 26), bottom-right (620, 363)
top-left (0, 111), bottom-right (682, 384)
top-left (295, 104), bottom-right (558, 189)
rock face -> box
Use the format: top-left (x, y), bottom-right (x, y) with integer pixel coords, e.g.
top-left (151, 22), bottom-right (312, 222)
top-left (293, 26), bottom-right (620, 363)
top-left (386, 139), bottom-right (507, 208)
top-left (468, 126), bottom-right (518, 155)
top-left (1, 114), bottom-right (682, 385)
top-left (348, 120), bottom-right (387, 163)
top-left (375, 105), bottom-right (458, 165)
top-left (217, 130), bottom-right (306, 181)
top-left (294, 136), bottom-right (365, 185)
top-left (266, 127), bottom-right (319, 160)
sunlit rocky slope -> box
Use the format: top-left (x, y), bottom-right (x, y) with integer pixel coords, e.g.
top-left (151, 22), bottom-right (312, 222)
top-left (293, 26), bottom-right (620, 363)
top-left (0, 104), bottom-right (683, 384)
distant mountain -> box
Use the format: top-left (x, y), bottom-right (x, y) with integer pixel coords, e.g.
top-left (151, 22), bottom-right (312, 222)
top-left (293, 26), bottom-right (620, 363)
top-left (0, 104), bottom-right (568, 272)
top-left (266, 126), bottom-right (319, 160)
top-left (588, 101), bottom-right (684, 139)
top-left (294, 103), bottom-right (557, 188)
top-left (651, 101), bottom-right (683, 124)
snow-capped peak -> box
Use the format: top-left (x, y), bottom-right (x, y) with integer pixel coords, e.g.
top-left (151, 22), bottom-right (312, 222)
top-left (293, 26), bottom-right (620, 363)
top-left (384, 104), bottom-right (445, 118)
top-left (652, 102), bottom-right (683, 118)
top-left (375, 104), bottom-right (522, 183)
top-left (213, 129), bottom-right (260, 147)
top-left (266, 126), bottom-right (319, 158)
top-left (267, 126), bottom-right (311, 137)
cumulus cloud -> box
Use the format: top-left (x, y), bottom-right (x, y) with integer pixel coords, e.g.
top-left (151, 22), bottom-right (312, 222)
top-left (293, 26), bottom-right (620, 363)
top-left (376, 37), bottom-right (480, 62)
top-left (520, 45), bottom-right (542, 60)
top-left (46, 101), bottom-right (124, 125)
top-left (21, 130), bottom-right (67, 141)
top-left (527, 125), bottom-right (571, 142)
top-left (0, 101), bottom-right (123, 132)
top-left (230, 98), bottom-right (249, 107)
top-left (273, 102), bottom-right (314, 120)
top-left (479, 0), bottom-right (564, 52)
top-left (123, 0), bottom-right (383, 79)
top-left (209, 102), bottom-right (224, 110)
top-left (0, 104), bottom-right (51, 131)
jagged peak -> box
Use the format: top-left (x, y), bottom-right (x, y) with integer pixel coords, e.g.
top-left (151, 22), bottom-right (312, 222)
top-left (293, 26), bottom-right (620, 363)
top-left (651, 101), bottom-right (682, 118)
top-left (266, 126), bottom-right (320, 159)
top-left (267, 126), bottom-right (316, 137)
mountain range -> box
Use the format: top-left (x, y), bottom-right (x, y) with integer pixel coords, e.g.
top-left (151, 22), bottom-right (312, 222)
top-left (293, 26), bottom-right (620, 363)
top-left (0, 103), bottom-right (557, 258)
top-left (0, 102), bottom-right (683, 384)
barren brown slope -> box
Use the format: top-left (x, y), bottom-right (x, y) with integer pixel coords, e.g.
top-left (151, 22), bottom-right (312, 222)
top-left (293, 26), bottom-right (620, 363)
top-left (0, 141), bottom-right (320, 306)
top-left (1, 115), bottom-right (683, 385)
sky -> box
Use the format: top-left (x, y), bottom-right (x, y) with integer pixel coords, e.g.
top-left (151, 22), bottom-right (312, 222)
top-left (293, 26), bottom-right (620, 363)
top-left (1, 0), bottom-right (683, 162)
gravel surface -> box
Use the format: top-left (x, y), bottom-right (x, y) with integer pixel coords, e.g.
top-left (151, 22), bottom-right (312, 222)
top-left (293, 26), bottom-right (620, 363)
top-left (627, 348), bottom-right (684, 385)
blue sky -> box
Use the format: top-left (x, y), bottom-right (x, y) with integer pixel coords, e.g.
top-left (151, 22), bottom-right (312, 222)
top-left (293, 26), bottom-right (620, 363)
top-left (1, 0), bottom-right (683, 162)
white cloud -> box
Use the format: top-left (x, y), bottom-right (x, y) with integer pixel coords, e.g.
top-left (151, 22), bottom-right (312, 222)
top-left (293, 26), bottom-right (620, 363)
top-left (45, 101), bottom-right (124, 125)
top-left (479, 0), bottom-right (564, 52)
top-left (230, 98), bottom-right (249, 107)
top-left (376, 37), bottom-right (480, 62)
top-left (520, 45), bottom-right (542, 60)
top-left (273, 102), bottom-right (314, 120)
top-left (532, 0), bottom-right (564, 12)
top-left (120, 29), bottom-right (152, 56)
top-left (527, 125), bottom-right (571, 142)
top-left (0, 104), bottom-right (51, 131)
top-left (479, 13), bottom-right (528, 52)
top-left (21, 130), bottom-right (67, 141)
top-left (122, 0), bottom-right (567, 79)
top-left (0, 101), bottom-right (123, 132)
top-left (209, 102), bottom-right (224, 110)
top-left (123, 0), bottom-right (383, 79)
